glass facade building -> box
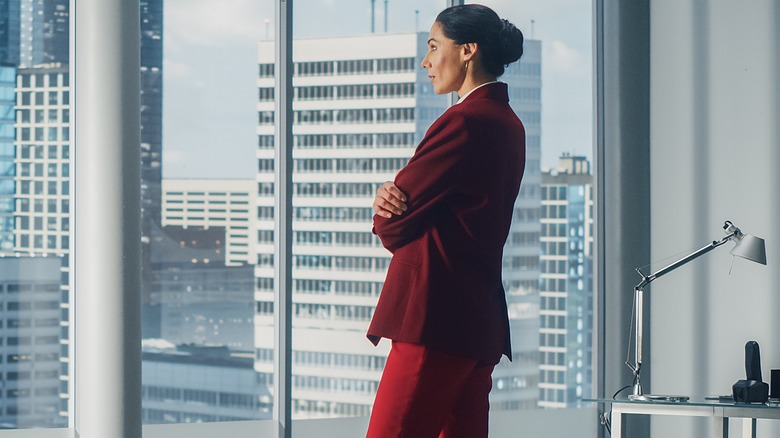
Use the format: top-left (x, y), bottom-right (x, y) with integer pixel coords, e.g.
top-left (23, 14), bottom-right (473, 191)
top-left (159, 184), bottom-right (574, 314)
top-left (19, 0), bottom-right (68, 67)
top-left (140, 0), bottom-right (164, 339)
top-left (539, 155), bottom-right (593, 408)
top-left (0, 0), bottom-right (20, 66)
top-left (0, 64), bottom-right (14, 251)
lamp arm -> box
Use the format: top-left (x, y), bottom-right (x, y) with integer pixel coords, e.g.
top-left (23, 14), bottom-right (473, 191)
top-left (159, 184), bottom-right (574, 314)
top-left (627, 231), bottom-right (736, 399)
top-left (635, 232), bottom-right (736, 290)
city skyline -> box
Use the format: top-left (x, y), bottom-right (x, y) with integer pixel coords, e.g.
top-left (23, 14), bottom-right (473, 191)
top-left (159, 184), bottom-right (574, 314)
top-left (0, 0), bottom-right (595, 428)
top-left (161, 0), bottom-right (592, 179)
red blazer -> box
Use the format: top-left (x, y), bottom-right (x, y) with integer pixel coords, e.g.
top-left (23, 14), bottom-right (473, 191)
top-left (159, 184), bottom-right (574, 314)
top-left (367, 82), bottom-right (526, 363)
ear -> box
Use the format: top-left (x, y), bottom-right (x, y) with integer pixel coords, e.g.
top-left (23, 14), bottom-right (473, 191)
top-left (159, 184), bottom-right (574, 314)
top-left (461, 42), bottom-right (478, 62)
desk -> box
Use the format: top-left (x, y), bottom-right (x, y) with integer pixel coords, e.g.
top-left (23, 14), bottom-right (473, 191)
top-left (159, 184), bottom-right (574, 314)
top-left (587, 399), bottom-right (780, 438)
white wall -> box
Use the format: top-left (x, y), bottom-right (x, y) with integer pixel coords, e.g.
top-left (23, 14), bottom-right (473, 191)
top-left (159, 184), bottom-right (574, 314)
top-left (649, 1), bottom-right (780, 437)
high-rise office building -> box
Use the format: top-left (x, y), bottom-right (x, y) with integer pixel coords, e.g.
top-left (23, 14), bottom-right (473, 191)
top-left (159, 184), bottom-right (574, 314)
top-left (492, 38), bottom-right (544, 411)
top-left (0, 256), bottom-right (64, 428)
top-left (19, 0), bottom-right (68, 67)
top-left (0, 0), bottom-right (20, 66)
top-left (13, 66), bottom-right (70, 257)
top-left (140, 0), bottom-right (163, 237)
top-left (539, 154), bottom-right (594, 408)
top-left (255, 33), bottom-right (542, 418)
top-left (138, 0), bottom-right (165, 340)
top-left (0, 64), bottom-right (15, 251)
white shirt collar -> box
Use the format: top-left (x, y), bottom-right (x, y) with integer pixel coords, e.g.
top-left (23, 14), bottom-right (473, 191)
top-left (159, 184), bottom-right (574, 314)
top-left (456, 81), bottom-right (499, 104)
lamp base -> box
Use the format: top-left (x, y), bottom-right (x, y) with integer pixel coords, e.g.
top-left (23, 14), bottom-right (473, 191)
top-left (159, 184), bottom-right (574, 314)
top-left (629, 394), bottom-right (690, 402)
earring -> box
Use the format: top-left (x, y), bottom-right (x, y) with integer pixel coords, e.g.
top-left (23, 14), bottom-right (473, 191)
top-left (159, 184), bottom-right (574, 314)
top-left (464, 61), bottom-right (469, 71)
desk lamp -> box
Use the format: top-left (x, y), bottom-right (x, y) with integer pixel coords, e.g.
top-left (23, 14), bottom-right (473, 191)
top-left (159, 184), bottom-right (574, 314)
top-left (627, 220), bottom-right (766, 401)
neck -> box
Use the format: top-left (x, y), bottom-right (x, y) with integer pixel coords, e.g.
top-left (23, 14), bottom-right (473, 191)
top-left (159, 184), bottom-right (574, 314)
top-left (457, 72), bottom-right (498, 97)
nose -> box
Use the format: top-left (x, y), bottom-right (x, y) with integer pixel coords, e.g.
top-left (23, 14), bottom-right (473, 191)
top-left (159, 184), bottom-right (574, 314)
top-left (420, 54), bottom-right (429, 69)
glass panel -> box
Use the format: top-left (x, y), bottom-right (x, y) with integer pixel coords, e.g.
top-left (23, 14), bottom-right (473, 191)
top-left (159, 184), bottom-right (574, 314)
top-left (141, 0), bottom-right (273, 425)
top-left (285, 0), bottom-right (446, 420)
top-left (466, 0), bottom-right (594, 413)
top-left (1, 0), bottom-right (70, 429)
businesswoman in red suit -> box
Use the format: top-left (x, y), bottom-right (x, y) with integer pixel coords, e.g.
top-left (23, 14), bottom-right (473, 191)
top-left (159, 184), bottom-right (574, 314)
top-left (365, 4), bottom-right (526, 438)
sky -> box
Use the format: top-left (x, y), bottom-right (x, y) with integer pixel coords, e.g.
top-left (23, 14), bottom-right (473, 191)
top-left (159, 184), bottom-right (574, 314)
top-left (162, 0), bottom-right (592, 178)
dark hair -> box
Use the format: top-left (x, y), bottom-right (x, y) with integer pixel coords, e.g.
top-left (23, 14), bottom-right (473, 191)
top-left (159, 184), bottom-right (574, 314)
top-left (435, 4), bottom-right (524, 77)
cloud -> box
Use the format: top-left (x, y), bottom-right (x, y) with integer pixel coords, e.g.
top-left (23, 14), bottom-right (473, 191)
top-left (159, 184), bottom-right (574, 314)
top-left (165, 0), bottom-right (271, 47)
top-left (547, 40), bottom-right (589, 78)
top-left (163, 58), bottom-right (193, 79)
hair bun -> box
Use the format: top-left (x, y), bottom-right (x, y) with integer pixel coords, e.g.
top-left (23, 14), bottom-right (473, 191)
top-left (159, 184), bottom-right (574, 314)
top-left (499, 19), bottom-right (524, 65)
top-left (435, 4), bottom-right (524, 77)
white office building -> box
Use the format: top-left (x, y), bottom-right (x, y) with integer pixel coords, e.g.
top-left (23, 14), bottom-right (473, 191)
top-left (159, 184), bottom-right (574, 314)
top-left (162, 179), bottom-right (257, 266)
top-left (539, 154), bottom-right (594, 408)
top-left (13, 66), bottom-right (70, 257)
top-left (255, 32), bottom-right (542, 418)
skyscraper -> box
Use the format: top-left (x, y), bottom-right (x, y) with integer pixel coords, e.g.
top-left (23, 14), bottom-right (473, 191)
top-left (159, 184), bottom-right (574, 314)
top-left (140, 0), bottom-right (164, 337)
top-left (0, 64), bottom-right (15, 251)
top-left (492, 39), bottom-right (544, 411)
top-left (140, 0), bottom-right (163, 234)
top-left (13, 67), bottom-right (70, 257)
top-left (0, 0), bottom-right (20, 66)
top-left (255, 33), bottom-right (543, 418)
top-left (19, 0), bottom-right (68, 67)
top-left (539, 154), bottom-right (593, 408)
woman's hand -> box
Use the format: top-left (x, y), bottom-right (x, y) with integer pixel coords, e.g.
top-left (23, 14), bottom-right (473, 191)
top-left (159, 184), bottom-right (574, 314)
top-left (373, 181), bottom-right (407, 218)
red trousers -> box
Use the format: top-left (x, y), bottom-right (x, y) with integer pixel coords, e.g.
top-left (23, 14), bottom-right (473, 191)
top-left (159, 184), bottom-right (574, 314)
top-left (366, 341), bottom-right (495, 438)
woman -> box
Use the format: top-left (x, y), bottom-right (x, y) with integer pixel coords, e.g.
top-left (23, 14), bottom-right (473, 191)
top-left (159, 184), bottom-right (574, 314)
top-left (365, 4), bottom-right (526, 438)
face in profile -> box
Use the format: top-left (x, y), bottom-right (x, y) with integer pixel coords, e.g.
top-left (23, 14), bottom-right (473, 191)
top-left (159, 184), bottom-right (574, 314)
top-left (421, 21), bottom-right (467, 95)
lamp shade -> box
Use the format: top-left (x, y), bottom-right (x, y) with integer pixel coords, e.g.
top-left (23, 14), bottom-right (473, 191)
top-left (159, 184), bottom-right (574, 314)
top-left (730, 234), bottom-right (767, 265)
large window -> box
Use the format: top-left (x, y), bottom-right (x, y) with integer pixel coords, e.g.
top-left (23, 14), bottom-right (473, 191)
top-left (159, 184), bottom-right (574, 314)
top-left (153, 0), bottom-right (594, 427)
top-left (142, 0), bottom-right (271, 425)
top-left (0, 0), bottom-right (596, 435)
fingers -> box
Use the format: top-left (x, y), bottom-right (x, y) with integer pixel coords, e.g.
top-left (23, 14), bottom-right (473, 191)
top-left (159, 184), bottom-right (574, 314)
top-left (373, 182), bottom-right (408, 218)
top-left (382, 181), bottom-right (407, 204)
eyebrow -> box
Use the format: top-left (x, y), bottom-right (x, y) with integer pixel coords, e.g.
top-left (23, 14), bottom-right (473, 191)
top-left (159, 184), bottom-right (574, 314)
top-left (427, 38), bottom-right (438, 45)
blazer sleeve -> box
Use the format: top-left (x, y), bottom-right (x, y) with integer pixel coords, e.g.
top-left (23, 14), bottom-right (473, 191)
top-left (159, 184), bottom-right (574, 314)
top-left (373, 111), bottom-right (471, 252)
